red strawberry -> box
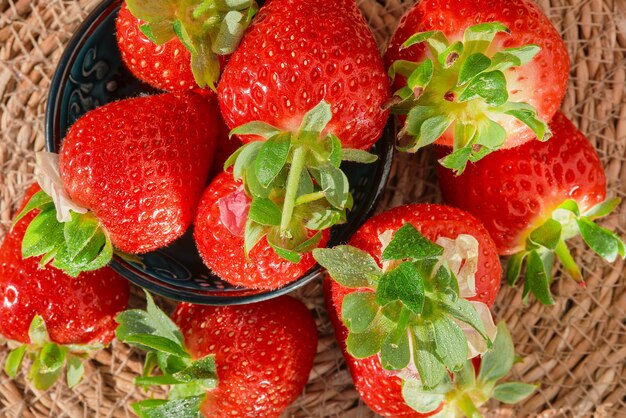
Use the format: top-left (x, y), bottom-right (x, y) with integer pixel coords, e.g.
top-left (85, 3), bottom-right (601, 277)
top-left (437, 112), bottom-right (625, 304)
top-left (194, 170), bottom-right (328, 289)
top-left (19, 92), bottom-right (218, 276)
top-left (1, 184), bottom-right (130, 389)
top-left (116, 293), bottom-right (317, 418)
top-left (216, 0), bottom-right (390, 257)
top-left (115, 0), bottom-right (257, 90)
top-left (384, 0), bottom-right (569, 173)
top-left (314, 204), bottom-right (502, 415)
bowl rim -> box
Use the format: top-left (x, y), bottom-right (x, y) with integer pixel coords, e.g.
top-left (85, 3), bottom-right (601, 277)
top-left (44, 0), bottom-right (395, 305)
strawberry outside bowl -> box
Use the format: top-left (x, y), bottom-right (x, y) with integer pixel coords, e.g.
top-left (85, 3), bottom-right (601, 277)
top-left (45, 0), bottom-right (394, 305)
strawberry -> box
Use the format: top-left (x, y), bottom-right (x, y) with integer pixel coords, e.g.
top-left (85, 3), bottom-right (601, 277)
top-left (216, 0), bottom-right (390, 258)
top-left (314, 203), bottom-right (502, 406)
top-left (116, 0), bottom-right (258, 90)
top-left (384, 0), bottom-right (569, 173)
top-left (18, 91), bottom-right (218, 276)
top-left (194, 170), bottom-right (329, 289)
top-left (116, 292), bottom-right (317, 417)
top-left (437, 112), bottom-right (625, 304)
top-left (1, 184), bottom-right (130, 390)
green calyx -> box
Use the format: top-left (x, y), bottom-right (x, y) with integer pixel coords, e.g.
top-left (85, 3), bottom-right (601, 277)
top-left (127, 0), bottom-right (258, 90)
top-left (15, 190), bottom-right (113, 277)
top-left (401, 322), bottom-right (537, 417)
top-left (226, 100), bottom-right (377, 263)
top-left (3, 315), bottom-right (102, 390)
top-left (313, 223), bottom-right (492, 390)
top-left (507, 198), bottom-right (625, 306)
top-left (389, 22), bottom-right (550, 174)
top-left (116, 291), bottom-right (218, 418)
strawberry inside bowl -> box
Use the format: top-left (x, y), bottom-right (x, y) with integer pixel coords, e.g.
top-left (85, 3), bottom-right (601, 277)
top-left (45, 0), bottom-right (394, 305)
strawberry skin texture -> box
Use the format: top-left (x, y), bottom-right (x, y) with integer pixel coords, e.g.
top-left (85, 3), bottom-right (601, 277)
top-left (217, 0), bottom-right (389, 150)
top-left (437, 112), bottom-right (606, 255)
top-left (59, 92), bottom-right (218, 254)
top-left (172, 296), bottom-right (317, 418)
top-left (0, 185), bottom-right (130, 345)
top-left (194, 171), bottom-right (328, 289)
top-left (324, 204), bottom-right (500, 417)
top-left (116, 3), bottom-right (196, 92)
top-left (385, 0), bottom-right (569, 148)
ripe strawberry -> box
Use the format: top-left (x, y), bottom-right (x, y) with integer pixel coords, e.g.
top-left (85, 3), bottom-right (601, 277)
top-left (384, 0), bottom-right (569, 173)
top-left (216, 0), bottom-right (390, 258)
top-left (1, 184), bottom-right (130, 390)
top-left (194, 170), bottom-right (328, 289)
top-left (19, 92), bottom-right (218, 276)
top-left (437, 112), bottom-right (625, 304)
top-left (314, 204), bottom-right (502, 413)
top-left (116, 293), bottom-right (317, 418)
top-left (116, 0), bottom-right (257, 90)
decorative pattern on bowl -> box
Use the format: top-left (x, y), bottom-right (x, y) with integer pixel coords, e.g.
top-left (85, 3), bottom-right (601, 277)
top-left (45, 0), bottom-right (394, 305)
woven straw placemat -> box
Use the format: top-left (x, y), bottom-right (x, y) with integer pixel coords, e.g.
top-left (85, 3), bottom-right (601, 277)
top-left (1, 0), bottom-right (625, 417)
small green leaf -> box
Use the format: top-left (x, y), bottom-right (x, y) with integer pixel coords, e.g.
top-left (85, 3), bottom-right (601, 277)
top-left (28, 315), bottom-right (49, 346)
top-left (313, 246), bottom-right (382, 288)
top-left (327, 134), bottom-right (342, 168)
top-left (317, 164), bottom-right (350, 209)
top-left (493, 382), bottom-right (537, 404)
top-left (458, 53), bottom-right (492, 86)
top-left (455, 360), bottom-right (477, 389)
top-left (341, 148), bottom-right (378, 164)
top-left (382, 223), bottom-right (443, 261)
top-left (212, 10), bottom-right (248, 55)
top-left (123, 335), bottom-right (190, 359)
top-left (4, 345), bottom-right (27, 378)
top-left (294, 231), bottom-right (323, 253)
top-left (463, 22), bottom-right (510, 43)
top-left (172, 356), bottom-right (218, 386)
top-left (584, 197), bottom-right (621, 220)
top-left (478, 322), bottom-right (515, 383)
top-left (407, 59), bottom-right (434, 93)
top-left (254, 133), bottom-right (291, 188)
top-left (244, 221), bottom-right (266, 256)
top-left (268, 240), bottom-right (301, 263)
top-left (524, 250), bottom-right (555, 305)
top-left (14, 190), bottom-right (53, 225)
top-left (230, 122), bottom-right (282, 140)
top-left (341, 291), bottom-right (379, 333)
top-left (346, 313), bottom-right (395, 359)
top-left (139, 21), bottom-right (176, 45)
top-left (440, 297), bottom-right (488, 342)
top-left (21, 207), bottom-right (64, 260)
top-left (458, 70), bottom-right (508, 106)
top-left (29, 354), bottom-right (63, 390)
top-left (299, 101), bottom-right (332, 134)
top-left (432, 316), bottom-right (468, 372)
top-left (135, 375), bottom-right (185, 386)
top-left (380, 324), bottom-right (411, 370)
top-left (413, 324), bottom-right (447, 389)
top-left (402, 378), bottom-right (447, 414)
top-left (577, 217), bottom-right (625, 262)
top-left (489, 45), bottom-right (540, 71)
top-left (233, 141), bottom-right (263, 179)
top-left (500, 101), bottom-right (550, 141)
top-left (172, 19), bottom-right (196, 54)
top-left (168, 381), bottom-right (208, 400)
top-left (506, 251), bottom-right (527, 286)
top-left (474, 118), bottom-right (507, 150)
top-left (403, 110), bottom-right (453, 152)
top-left (438, 147), bottom-right (472, 174)
top-left (302, 206), bottom-right (342, 231)
top-left (132, 396), bottom-right (205, 418)
top-left (388, 60), bottom-right (418, 79)
top-left (248, 198), bottom-right (281, 226)
top-left (557, 199), bottom-right (581, 216)
top-left (376, 262), bottom-right (425, 315)
top-left (125, 0), bottom-right (175, 23)
top-left (39, 343), bottom-right (67, 373)
top-left (66, 355), bottom-right (85, 388)
top-left (529, 218), bottom-right (562, 250)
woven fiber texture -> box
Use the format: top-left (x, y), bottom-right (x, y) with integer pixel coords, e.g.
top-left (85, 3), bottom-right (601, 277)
top-left (1, 0), bottom-right (625, 417)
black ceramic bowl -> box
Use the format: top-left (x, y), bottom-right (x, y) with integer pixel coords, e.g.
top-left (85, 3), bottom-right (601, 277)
top-left (45, 0), bottom-right (394, 305)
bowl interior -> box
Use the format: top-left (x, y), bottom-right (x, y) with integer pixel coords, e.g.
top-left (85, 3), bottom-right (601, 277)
top-left (45, 0), bottom-right (394, 305)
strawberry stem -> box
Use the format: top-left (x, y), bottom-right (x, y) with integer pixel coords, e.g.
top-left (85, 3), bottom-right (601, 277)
top-left (281, 146), bottom-right (308, 233)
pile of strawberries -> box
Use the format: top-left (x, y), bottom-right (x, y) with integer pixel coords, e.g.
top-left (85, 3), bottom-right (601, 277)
top-left (1, 0), bottom-right (624, 416)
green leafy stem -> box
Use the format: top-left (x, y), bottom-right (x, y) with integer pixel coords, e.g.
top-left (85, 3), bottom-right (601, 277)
top-left (506, 198), bottom-right (625, 305)
top-left (126, 0), bottom-right (259, 90)
top-left (115, 291), bottom-right (218, 418)
top-left (14, 190), bottom-right (114, 277)
top-left (3, 315), bottom-right (103, 390)
top-left (388, 22), bottom-right (550, 174)
top-left (313, 223), bottom-right (492, 390)
top-left (225, 100), bottom-right (377, 263)
top-left (401, 322), bottom-right (536, 416)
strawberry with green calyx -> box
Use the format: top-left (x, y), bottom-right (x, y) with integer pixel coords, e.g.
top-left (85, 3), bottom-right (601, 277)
top-left (437, 112), bottom-right (625, 305)
top-left (121, 0), bottom-right (258, 90)
top-left (314, 205), bottom-right (502, 392)
top-left (401, 322), bottom-right (536, 417)
top-left (194, 170), bottom-right (329, 289)
top-left (224, 100), bottom-right (373, 261)
top-left (17, 92), bottom-right (218, 276)
top-left (116, 292), bottom-right (317, 417)
top-left (2, 184), bottom-right (130, 389)
top-left (384, 0), bottom-right (569, 174)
